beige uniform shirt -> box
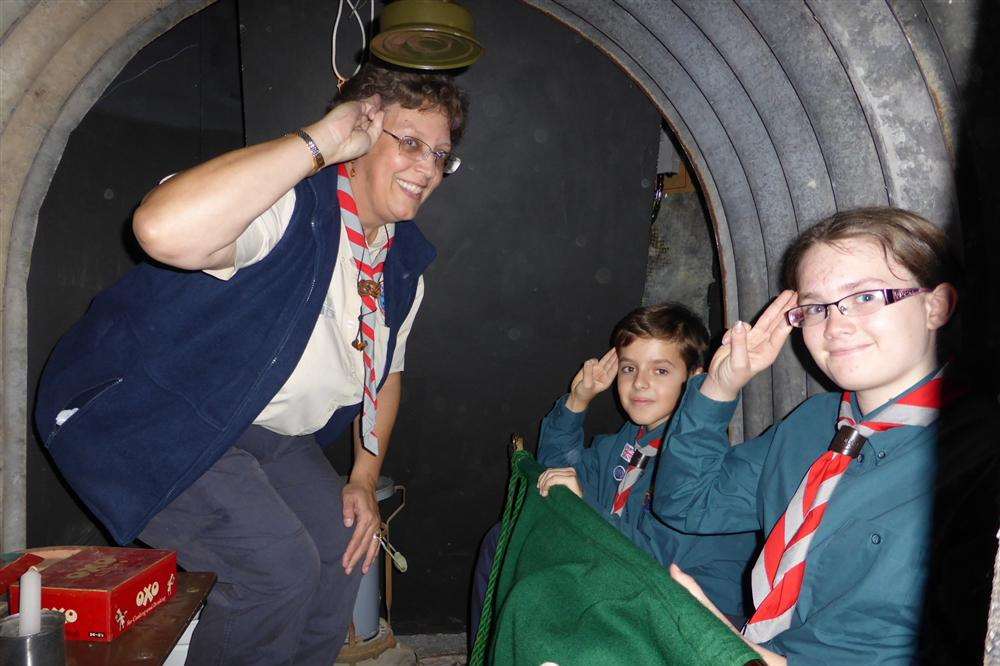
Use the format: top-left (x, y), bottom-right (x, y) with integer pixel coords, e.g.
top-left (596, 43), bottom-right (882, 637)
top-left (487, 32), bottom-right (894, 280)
top-left (206, 189), bottom-right (424, 436)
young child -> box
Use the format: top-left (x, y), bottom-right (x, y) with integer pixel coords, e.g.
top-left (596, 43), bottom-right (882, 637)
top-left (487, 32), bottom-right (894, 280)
top-left (535, 303), bottom-right (757, 616)
top-left (469, 304), bottom-right (757, 644)
top-left (658, 207), bottom-right (999, 664)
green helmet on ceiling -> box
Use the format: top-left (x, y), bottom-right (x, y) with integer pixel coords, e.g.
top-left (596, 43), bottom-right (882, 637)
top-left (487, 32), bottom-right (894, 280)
top-left (372, 0), bottom-right (484, 70)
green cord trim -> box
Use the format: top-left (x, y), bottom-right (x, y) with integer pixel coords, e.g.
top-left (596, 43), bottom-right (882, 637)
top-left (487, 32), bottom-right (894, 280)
top-left (469, 449), bottom-right (530, 665)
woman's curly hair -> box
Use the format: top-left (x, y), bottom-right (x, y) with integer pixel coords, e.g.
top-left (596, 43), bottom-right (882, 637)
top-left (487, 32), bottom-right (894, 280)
top-left (338, 64), bottom-right (469, 145)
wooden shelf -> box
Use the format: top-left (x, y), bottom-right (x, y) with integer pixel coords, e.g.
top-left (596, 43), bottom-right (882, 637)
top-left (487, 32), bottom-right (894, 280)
top-left (66, 572), bottom-right (215, 666)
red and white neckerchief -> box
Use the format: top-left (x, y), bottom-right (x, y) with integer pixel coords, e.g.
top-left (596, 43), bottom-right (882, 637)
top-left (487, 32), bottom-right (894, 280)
top-left (337, 164), bottom-right (395, 456)
top-left (611, 426), bottom-right (664, 516)
top-left (743, 367), bottom-right (955, 643)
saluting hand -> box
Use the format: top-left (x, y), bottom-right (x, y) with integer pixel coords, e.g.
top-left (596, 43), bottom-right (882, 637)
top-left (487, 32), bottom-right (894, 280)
top-left (566, 348), bottom-right (618, 413)
top-left (306, 94), bottom-right (385, 168)
top-left (701, 290), bottom-right (797, 402)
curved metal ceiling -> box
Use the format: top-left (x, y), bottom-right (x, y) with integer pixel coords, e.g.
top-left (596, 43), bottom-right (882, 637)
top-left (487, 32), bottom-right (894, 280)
top-left (523, 0), bottom-right (968, 438)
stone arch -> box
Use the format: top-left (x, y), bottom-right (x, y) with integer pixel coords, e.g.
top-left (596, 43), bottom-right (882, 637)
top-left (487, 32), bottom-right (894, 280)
top-left (521, 0), bottom-right (966, 442)
top-left (5, 0), bottom-right (996, 647)
top-left (1, 0), bottom-right (214, 550)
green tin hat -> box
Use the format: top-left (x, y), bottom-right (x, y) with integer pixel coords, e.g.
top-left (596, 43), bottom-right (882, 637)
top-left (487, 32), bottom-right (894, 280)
top-left (372, 0), bottom-right (484, 70)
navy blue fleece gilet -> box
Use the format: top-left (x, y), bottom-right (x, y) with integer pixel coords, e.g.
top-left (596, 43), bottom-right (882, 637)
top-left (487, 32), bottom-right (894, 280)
top-left (35, 166), bottom-right (436, 544)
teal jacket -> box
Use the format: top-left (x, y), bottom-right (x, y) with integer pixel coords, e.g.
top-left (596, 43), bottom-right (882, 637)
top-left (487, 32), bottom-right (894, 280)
top-left (536, 395), bottom-right (757, 619)
top-left (654, 372), bottom-right (999, 664)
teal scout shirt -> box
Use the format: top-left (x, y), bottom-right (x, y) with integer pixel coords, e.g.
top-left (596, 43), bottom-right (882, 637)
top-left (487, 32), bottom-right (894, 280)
top-left (537, 394), bottom-right (757, 619)
top-left (653, 370), bottom-right (995, 664)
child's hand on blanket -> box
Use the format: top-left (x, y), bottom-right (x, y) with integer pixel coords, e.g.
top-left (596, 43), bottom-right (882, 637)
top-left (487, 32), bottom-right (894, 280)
top-left (670, 564), bottom-right (787, 666)
top-left (566, 348), bottom-right (619, 412)
top-left (537, 467), bottom-right (584, 499)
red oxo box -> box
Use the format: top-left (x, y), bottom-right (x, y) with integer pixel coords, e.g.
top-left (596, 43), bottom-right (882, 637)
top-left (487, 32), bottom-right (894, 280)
top-left (10, 547), bottom-right (177, 642)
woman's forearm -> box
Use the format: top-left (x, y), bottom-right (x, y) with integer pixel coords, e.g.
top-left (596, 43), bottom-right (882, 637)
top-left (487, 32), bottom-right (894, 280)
top-left (350, 372), bottom-right (402, 487)
top-left (132, 100), bottom-right (380, 271)
top-left (132, 132), bottom-right (318, 271)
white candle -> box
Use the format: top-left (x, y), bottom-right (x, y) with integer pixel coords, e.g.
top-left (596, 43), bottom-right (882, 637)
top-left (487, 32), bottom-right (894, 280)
top-left (18, 566), bottom-right (41, 636)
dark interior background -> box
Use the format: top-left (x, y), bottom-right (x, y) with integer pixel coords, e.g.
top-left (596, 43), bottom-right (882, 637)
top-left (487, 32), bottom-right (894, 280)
top-left (27, 0), bottom-right (663, 633)
top-left (27, 0), bottom-right (245, 547)
top-left (959, 1), bottom-right (1000, 395)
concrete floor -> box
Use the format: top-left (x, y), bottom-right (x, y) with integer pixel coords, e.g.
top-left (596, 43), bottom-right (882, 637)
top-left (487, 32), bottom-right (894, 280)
top-left (337, 632), bottom-right (467, 666)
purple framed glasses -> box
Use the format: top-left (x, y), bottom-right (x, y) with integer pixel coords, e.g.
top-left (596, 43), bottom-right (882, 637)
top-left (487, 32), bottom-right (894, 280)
top-left (785, 288), bottom-right (930, 328)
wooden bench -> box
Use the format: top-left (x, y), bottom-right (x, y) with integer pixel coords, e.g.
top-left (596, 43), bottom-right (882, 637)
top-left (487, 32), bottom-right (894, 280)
top-left (66, 572), bottom-right (215, 666)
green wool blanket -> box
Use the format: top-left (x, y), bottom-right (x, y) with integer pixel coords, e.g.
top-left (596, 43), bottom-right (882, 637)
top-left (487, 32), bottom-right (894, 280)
top-left (470, 451), bottom-right (761, 666)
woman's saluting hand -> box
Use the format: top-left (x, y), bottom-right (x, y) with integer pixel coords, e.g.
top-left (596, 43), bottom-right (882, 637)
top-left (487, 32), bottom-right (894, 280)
top-left (306, 95), bottom-right (385, 168)
top-left (700, 290), bottom-right (797, 402)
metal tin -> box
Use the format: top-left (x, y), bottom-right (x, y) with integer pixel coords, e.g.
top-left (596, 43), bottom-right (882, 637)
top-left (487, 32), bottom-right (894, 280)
top-left (372, 0), bottom-right (483, 70)
top-left (0, 610), bottom-right (66, 666)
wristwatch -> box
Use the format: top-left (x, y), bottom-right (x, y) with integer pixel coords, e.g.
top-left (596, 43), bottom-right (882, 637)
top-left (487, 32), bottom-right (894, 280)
top-left (292, 129), bottom-right (325, 174)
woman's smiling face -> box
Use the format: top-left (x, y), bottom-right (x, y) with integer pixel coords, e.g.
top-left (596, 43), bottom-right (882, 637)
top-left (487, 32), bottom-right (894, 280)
top-left (797, 237), bottom-right (943, 411)
top-left (349, 103), bottom-right (451, 230)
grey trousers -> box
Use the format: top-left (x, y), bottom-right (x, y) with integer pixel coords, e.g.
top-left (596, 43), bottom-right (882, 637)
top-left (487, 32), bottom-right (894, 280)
top-left (139, 426), bottom-right (362, 666)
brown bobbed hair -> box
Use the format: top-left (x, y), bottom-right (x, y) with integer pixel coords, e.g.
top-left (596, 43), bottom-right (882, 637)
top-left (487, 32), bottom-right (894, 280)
top-left (338, 63), bottom-right (469, 146)
top-left (611, 303), bottom-right (709, 374)
top-left (782, 207), bottom-right (960, 291)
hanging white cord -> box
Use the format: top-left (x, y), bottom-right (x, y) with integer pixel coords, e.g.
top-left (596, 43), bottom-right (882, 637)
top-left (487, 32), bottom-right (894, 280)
top-left (332, 0), bottom-right (375, 86)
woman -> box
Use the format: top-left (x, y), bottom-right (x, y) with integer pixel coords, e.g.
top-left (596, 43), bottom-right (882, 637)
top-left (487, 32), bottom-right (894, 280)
top-left (35, 65), bottom-right (468, 664)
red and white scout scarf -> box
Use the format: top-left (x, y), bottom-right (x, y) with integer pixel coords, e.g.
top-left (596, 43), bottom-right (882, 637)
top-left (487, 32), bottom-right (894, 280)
top-left (337, 164), bottom-right (395, 456)
top-left (611, 426), bottom-right (664, 516)
top-left (743, 367), bottom-right (953, 643)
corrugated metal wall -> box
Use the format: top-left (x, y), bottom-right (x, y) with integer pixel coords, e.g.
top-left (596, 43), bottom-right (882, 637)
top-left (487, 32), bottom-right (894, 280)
top-left (522, 0), bottom-right (988, 439)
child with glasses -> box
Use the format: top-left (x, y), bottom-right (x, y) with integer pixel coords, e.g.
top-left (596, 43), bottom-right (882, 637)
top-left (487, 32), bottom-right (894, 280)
top-left (656, 207), bottom-right (999, 664)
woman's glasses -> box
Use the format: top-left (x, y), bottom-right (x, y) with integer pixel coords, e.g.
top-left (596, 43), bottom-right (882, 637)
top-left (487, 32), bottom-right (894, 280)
top-left (382, 129), bottom-right (461, 174)
top-left (785, 288), bottom-right (930, 328)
